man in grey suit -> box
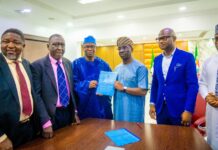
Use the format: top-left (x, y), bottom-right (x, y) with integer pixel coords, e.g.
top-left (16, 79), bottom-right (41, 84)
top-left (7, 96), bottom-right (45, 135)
top-left (31, 34), bottom-right (79, 139)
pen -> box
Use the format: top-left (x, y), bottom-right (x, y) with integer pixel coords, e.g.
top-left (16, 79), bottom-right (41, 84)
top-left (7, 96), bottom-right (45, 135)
top-left (136, 123), bottom-right (143, 129)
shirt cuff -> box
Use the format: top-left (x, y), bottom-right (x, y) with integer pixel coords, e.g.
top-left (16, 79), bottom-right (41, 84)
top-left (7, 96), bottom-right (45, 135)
top-left (184, 110), bottom-right (192, 113)
top-left (150, 102), bottom-right (155, 105)
top-left (42, 120), bottom-right (52, 129)
top-left (0, 134), bottom-right (7, 143)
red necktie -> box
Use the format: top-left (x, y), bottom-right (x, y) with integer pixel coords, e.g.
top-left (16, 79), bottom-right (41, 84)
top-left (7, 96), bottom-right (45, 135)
top-left (14, 62), bottom-right (32, 116)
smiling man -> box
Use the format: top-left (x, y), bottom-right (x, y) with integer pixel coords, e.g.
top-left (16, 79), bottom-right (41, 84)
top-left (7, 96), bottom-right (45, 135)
top-left (72, 35), bottom-right (113, 120)
top-left (31, 34), bottom-right (79, 139)
top-left (114, 36), bottom-right (148, 122)
top-left (149, 28), bottom-right (198, 126)
top-left (0, 28), bottom-right (38, 149)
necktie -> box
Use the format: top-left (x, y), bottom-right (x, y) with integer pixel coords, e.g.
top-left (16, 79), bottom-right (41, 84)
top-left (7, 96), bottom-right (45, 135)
top-left (14, 62), bottom-right (32, 116)
top-left (215, 70), bottom-right (218, 96)
top-left (56, 61), bottom-right (69, 107)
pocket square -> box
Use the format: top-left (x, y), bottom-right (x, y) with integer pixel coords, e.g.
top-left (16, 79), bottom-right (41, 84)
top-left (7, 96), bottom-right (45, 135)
top-left (174, 63), bottom-right (182, 72)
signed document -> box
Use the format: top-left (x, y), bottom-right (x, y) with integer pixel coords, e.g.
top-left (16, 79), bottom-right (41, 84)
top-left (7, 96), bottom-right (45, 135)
top-left (105, 128), bottom-right (140, 146)
top-left (96, 71), bottom-right (117, 96)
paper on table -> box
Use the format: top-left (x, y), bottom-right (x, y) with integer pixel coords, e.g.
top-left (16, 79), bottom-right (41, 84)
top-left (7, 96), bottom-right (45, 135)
top-left (105, 128), bottom-right (140, 146)
top-left (96, 71), bottom-right (117, 96)
top-left (104, 146), bottom-right (125, 150)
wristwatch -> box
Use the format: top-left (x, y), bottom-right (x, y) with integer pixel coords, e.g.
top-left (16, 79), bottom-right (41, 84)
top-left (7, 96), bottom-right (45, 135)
top-left (123, 86), bottom-right (127, 93)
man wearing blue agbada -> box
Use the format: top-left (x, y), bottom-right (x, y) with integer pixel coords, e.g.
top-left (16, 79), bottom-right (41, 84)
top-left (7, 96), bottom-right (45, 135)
top-left (72, 36), bottom-right (113, 120)
top-left (114, 37), bottom-right (148, 123)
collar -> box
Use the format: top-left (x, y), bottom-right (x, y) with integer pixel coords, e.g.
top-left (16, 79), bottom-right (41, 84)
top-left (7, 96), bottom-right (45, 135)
top-left (162, 48), bottom-right (176, 58)
top-left (2, 54), bottom-right (22, 64)
top-left (49, 54), bottom-right (63, 65)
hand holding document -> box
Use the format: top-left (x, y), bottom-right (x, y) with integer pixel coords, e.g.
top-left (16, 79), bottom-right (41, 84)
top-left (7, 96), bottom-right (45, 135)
top-left (96, 71), bottom-right (118, 96)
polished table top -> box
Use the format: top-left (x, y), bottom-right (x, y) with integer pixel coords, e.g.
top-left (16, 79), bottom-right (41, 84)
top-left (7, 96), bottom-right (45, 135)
top-left (18, 118), bottom-right (211, 150)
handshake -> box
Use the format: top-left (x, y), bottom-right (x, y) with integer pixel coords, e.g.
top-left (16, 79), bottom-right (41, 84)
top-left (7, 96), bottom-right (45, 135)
top-left (205, 93), bottom-right (218, 107)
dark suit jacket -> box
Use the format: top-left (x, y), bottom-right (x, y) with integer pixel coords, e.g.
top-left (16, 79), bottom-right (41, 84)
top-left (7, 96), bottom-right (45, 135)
top-left (0, 53), bottom-right (39, 139)
top-left (150, 49), bottom-right (199, 118)
top-left (31, 55), bottom-right (76, 126)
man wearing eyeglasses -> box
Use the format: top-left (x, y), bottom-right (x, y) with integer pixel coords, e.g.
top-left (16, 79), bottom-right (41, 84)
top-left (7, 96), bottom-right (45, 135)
top-left (72, 35), bottom-right (113, 120)
top-left (149, 28), bottom-right (198, 126)
top-left (31, 34), bottom-right (79, 139)
top-left (199, 24), bottom-right (218, 150)
top-left (114, 36), bottom-right (148, 122)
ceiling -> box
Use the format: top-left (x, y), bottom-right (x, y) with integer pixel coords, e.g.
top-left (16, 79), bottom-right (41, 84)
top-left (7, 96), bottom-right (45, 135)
top-left (0, 0), bottom-right (218, 44)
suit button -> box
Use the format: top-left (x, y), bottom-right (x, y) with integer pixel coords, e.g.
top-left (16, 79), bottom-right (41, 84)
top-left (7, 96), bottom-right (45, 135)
top-left (164, 84), bottom-right (167, 86)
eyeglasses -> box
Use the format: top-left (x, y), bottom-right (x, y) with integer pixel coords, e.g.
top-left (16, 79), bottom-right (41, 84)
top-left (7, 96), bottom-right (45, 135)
top-left (156, 36), bottom-right (173, 42)
top-left (83, 45), bottom-right (96, 49)
top-left (51, 43), bottom-right (65, 48)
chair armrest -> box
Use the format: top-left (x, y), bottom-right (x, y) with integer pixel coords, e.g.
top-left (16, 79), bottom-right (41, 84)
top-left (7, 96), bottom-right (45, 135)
top-left (193, 116), bottom-right (206, 127)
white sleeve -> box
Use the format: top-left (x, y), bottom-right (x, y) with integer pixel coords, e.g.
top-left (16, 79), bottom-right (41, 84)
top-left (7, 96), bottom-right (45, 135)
top-left (199, 61), bottom-right (209, 99)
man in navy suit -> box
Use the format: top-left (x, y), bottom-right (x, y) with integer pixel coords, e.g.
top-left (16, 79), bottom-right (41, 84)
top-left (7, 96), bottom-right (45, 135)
top-left (0, 28), bottom-right (38, 149)
top-left (149, 28), bottom-right (198, 126)
top-left (31, 34), bottom-right (79, 139)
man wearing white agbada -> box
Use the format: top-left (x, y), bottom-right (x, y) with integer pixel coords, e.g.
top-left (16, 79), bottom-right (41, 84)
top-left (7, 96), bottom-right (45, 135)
top-left (199, 24), bottom-right (218, 150)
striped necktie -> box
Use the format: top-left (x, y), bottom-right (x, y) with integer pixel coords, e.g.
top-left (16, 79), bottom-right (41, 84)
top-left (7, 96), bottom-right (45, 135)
top-left (56, 61), bottom-right (69, 107)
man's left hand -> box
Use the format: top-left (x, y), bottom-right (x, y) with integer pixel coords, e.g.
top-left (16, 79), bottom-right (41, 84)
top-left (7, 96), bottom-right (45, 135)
top-left (114, 81), bottom-right (124, 91)
top-left (181, 111), bottom-right (192, 126)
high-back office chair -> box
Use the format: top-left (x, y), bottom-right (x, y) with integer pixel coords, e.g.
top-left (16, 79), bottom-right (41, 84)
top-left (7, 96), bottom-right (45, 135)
top-left (191, 93), bottom-right (206, 136)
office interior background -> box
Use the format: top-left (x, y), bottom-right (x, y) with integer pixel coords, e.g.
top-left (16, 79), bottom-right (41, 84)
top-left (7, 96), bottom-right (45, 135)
top-left (0, 0), bottom-right (218, 123)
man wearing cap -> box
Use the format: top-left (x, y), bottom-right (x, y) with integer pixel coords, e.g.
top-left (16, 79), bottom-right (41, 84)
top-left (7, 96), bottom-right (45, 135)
top-left (114, 36), bottom-right (148, 122)
top-left (72, 35), bottom-right (113, 120)
top-left (31, 34), bottom-right (78, 139)
top-left (150, 28), bottom-right (198, 126)
top-left (199, 24), bottom-right (218, 150)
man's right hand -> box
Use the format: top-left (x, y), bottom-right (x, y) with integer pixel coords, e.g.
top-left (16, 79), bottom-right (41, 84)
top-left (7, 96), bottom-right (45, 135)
top-left (0, 137), bottom-right (13, 150)
top-left (42, 126), bottom-right (54, 139)
top-left (149, 104), bottom-right (156, 120)
top-left (89, 80), bottom-right (98, 88)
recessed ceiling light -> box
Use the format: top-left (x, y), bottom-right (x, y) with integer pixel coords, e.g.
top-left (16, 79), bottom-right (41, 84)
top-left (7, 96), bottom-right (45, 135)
top-left (67, 22), bottom-right (73, 27)
top-left (16, 8), bottom-right (31, 14)
top-left (78, 0), bottom-right (102, 4)
top-left (117, 15), bottom-right (125, 19)
top-left (179, 6), bottom-right (187, 11)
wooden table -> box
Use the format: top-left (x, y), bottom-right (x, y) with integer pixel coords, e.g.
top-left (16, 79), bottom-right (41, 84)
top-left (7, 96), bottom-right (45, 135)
top-left (18, 118), bottom-right (211, 150)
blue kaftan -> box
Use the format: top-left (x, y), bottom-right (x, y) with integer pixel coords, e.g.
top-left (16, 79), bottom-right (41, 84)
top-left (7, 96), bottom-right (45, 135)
top-left (114, 59), bottom-right (148, 122)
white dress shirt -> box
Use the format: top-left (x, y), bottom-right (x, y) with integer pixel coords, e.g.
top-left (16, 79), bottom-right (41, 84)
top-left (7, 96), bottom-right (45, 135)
top-left (162, 49), bottom-right (176, 80)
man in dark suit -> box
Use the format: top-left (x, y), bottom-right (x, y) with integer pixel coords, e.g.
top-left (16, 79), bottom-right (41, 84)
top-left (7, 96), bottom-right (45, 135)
top-left (149, 28), bottom-right (198, 126)
top-left (31, 34), bottom-right (79, 139)
top-left (0, 28), bottom-right (38, 149)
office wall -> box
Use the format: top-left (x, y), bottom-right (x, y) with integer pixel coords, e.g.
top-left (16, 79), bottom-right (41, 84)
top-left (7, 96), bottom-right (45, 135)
top-left (22, 35), bottom-right (48, 62)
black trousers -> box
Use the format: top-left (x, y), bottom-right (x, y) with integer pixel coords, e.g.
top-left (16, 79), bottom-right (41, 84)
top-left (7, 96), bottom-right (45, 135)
top-left (157, 102), bottom-right (182, 126)
top-left (9, 120), bottom-right (34, 148)
top-left (53, 106), bottom-right (72, 130)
